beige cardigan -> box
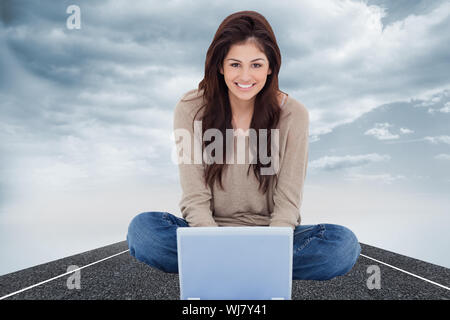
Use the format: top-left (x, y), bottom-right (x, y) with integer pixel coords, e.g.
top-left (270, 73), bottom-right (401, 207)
top-left (173, 89), bottom-right (309, 230)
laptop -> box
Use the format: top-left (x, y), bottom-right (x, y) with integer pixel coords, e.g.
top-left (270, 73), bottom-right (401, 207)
top-left (177, 226), bottom-right (293, 300)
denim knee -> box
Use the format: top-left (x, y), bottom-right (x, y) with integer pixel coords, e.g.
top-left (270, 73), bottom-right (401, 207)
top-left (128, 210), bottom-right (167, 237)
top-left (126, 212), bottom-right (167, 266)
top-left (129, 211), bottom-right (165, 229)
top-left (322, 224), bottom-right (361, 279)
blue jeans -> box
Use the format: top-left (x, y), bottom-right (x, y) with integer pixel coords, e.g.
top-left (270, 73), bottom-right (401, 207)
top-left (126, 211), bottom-right (361, 281)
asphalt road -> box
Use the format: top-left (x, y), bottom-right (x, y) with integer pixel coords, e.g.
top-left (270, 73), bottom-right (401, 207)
top-left (0, 241), bottom-right (449, 300)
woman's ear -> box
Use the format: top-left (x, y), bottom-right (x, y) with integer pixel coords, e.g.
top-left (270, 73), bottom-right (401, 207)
top-left (219, 66), bottom-right (224, 75)
top-left (267, 67), bottom-right (272, 75)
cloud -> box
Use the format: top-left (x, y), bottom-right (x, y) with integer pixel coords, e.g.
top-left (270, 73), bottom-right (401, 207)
top-left (435, 153), bottom-right (450, 160)
top-left (344, 172), bottom-right (406, 184)
top-left (1, 0), bottom-right (449, 139)
top-left (399, 127), bottom-right (414, 134)
top-left (280, 0), bottom-right (450, 136)
top-left (414, 95), bottom-right (444, 108)
top-left (412, 88), bottom-right (450, 114)
top-left (309, 153), bottom-right (390, 171)
top-left (365, 123), bottom-right (415, 140)
top-left (439, 102), bottom-right (450, 113)
top-left (309, 135), bottom-right (320, 143)
top-left (427, 105), bottom-right (450, 114)
top-left (424, 135), bottom-right (450, 145)
top-left (364, 122), bottom-right (399, 140)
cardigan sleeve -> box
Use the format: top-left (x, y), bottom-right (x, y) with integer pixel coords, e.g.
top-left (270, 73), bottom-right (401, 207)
top-left (173, 97), bottom-right (219, 227)
top-left (269, 103), bottom-right (309, 229)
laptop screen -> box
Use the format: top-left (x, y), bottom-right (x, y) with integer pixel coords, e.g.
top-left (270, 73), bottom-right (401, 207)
top-left (177, 226), bottom-right (293, 300)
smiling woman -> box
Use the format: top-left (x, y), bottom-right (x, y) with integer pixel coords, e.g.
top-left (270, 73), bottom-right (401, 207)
top-left (127, 10), bottom-right (361, 282)
top-left (198, 12), bottom-right (285, 194)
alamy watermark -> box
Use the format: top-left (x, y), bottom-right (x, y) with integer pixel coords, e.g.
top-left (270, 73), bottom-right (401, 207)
top-left (171, 120), bottom-right (280, 175)
top-left (366, 265), bottom-right (381, 290)
top-left (66, 265), bottom-right (81, 289)
top-left (66, 5), bottom-right (81, 30)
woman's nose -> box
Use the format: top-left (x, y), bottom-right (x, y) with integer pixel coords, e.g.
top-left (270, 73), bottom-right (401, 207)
top-left (239, 68), bottom-right (253, 82)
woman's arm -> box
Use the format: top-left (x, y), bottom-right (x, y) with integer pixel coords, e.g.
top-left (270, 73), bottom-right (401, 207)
top-left (269, 103), bottom-right (310, 229)
top-left (173, 97), bottom-right (219, 227)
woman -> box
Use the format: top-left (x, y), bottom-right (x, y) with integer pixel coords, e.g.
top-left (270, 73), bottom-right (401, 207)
top-left (127, 10), bottom-right (361, 281)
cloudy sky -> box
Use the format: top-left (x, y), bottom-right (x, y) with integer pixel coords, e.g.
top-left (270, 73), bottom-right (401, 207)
top-left (0, 0), bottom-right (449, 276)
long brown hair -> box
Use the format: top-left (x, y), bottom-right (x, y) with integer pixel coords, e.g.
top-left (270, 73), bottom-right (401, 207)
top-left (183, 10), bottom-right (284, 194)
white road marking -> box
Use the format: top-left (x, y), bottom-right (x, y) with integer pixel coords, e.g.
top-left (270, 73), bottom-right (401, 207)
top-left (0, 249), bottom-right (130, 300)
top-left (360, 253), bottom-right (450, 291)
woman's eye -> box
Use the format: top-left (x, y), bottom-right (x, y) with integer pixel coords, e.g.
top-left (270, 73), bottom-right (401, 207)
top-left (230, 63), bottom-right (262, 68)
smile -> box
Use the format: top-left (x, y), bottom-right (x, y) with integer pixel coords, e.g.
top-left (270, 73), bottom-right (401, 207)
top-left (235, 82), bottom-right (256, 91)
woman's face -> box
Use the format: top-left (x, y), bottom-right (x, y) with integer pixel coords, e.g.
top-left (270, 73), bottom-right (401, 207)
top-left (220, 40), bottom-right (272, 102)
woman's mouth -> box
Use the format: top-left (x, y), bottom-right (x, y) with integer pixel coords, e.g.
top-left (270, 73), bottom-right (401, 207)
top-left (235, 82), bottom-right (256, 91)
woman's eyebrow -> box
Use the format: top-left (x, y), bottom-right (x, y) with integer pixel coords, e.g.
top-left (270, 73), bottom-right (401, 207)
top-left (227, 58), bottom-right (266, 62)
